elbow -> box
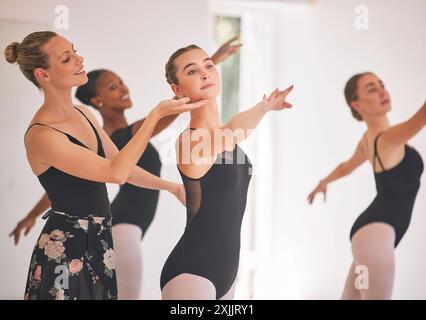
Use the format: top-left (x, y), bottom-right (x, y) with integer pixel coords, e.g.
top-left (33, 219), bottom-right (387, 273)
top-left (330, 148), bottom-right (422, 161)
top-left (111, 174), bottom-right (126, 185)
top-left (110, 167), bottom-right (128, 185)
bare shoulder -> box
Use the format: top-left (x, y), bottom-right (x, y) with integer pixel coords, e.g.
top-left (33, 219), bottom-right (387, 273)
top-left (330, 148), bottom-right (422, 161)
top-left (24, 123), bottom-right (67, 150)
top-left (75, 104), bottom-right (101, 126)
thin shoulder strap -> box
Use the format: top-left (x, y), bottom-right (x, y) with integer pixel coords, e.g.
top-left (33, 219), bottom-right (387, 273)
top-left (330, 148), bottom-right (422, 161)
top-left (373, 133), bottom-right (386, 171)
top-left (180, 127), bottom-right (196, 135)
top-left (74, 107), bottom-right (100, 139)
top-left (25, 122), bottom-right (70, 138)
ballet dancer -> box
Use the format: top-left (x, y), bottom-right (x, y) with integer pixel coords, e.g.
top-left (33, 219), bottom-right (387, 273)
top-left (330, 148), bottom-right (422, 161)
top-left (160, 44), bottom-right (294, 299)
top-left (308, 72), bottom-right (425, 299)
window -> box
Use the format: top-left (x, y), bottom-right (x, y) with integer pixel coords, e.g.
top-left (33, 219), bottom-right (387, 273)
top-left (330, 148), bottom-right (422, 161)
top-left (214, 16), bottom-right (241, 123)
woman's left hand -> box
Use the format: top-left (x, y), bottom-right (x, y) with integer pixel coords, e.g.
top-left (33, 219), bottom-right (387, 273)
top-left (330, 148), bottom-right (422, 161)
top-left (261, 85), bottom-right (294, 112)
top-left (211, 35), bottom-right (243, 64)
top-left (170, 183), bottom-right (186, 207)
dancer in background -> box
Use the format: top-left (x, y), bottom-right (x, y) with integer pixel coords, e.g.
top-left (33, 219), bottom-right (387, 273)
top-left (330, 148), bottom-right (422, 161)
top-left (308, 72), bottom-right (425, 299)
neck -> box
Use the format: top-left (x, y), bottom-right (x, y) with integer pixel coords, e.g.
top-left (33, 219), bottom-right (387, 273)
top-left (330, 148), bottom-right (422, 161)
top-left (42, 86), bottom-right (75, 118)
top-left (101, 108), bottom-right (128, 136)
top-left (365, 115), bottom-right (391, 135)
top-left (189, 99), bottom-right (220, 129)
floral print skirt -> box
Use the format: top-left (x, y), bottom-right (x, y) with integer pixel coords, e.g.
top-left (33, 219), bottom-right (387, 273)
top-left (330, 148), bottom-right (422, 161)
top-left (24, 210), bottom-right (117, 300)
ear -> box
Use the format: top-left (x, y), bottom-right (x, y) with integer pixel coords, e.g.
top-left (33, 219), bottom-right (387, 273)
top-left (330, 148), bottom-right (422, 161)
top-left (350, 100), bottom-right (361, 114)
top-left (34, 68), bottom-right (49, 85)
top-left (90, 96), bottom-right (101, 108)
top-left (171, 83), bottom-right (185, 99)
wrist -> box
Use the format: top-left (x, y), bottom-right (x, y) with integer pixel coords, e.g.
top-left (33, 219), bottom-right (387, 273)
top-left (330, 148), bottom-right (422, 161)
top-left (149, 107), bottom-right (162, 123)
top-left (258, 101), bottom-right (268, 115)
top-left (28, 210), bottom-right (39, 219)
top-left (165, 181), bottom-right (178, 193)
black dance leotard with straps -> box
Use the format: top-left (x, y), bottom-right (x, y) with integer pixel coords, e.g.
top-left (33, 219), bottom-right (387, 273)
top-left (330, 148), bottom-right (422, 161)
top-left (26, 107), bottom-right (111, 217)
top-left (160, 130), bottom-right (252, 299)
top-left (109, 125), bottom-right (162, 236)
top-left (24, 107), bottom-right (117, 300)
top-left (350, 133), bottom-right (424, 247)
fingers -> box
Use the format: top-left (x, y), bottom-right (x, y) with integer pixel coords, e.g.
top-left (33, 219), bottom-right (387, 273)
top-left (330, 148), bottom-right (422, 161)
top-left (24, 226), bottom-right (32, 236)
top-left (230, 44), bottom-right (243, 53)
top-left (307, 193), bottom-right (314, 204)
top-left (281, 102), bottom-right (293, 109)
top-left (281, 85), bottom-right (294, 99)
top-left (184, 99), bottom-right (209, 110)
top-left (178, 188), bottom-right (186, 207)
top-left (9, 225), bottom-right (21, 245)
top-left (307, 190), bottom-right (316, 203)
top-left (13, 229), bottom-right (20, 245)
top-left (268, 88), bottom-right (279, 100)
top-left (174, 97), bottom-right (190, 105)
top-left (182, 192), bottom-right (187, 207)
top-left (169, 98), bottom-right (208, 115)
top-left (225, 35), bottom-right (240, 45)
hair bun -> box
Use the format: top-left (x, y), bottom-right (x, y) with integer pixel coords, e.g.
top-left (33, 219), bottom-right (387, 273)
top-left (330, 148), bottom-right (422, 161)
top-left (4, 41), bottom-right (20, 64)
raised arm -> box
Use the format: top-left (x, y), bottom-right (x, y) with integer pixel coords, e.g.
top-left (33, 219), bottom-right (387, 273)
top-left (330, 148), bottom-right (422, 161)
top-left (181, 86), bottom-right (294, 161)
top-left (25, 98), bottom-right (206, 185)
top-left (307, 136), bottom-right (367, 204)
top-left (381, 100), bottom-right (426, 147)
top-left (210, 35), bottom-right (242, 65)
top-left (130, 114), bottom-right (178, 138)
top-left (80, 106), bottom-right (188, 205)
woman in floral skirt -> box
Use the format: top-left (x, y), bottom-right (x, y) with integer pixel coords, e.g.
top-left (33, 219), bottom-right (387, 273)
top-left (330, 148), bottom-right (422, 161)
top-left (4, 31), bottom-right (206, 300)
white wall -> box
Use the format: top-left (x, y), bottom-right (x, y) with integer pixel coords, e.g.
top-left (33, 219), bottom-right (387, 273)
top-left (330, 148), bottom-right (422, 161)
top-left (0, 0), bottom-right (210, 299)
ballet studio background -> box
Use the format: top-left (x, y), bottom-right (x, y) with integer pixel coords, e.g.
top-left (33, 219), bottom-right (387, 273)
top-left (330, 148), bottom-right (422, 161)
top-left (1, 0), bottom-right (425, 299)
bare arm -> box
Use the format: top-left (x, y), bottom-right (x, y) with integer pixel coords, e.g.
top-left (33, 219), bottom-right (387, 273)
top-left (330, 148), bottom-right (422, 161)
top-left (28, 193), bottom-right (51, 218)
top-left (183, 86), bottom-right (294, 159)
top-left (25, 98), bottom-right (206, 185)
top-left (131, 114), bottom-right (178, 138)
top-left (381, 100), bottom-right (426, 147)
top-left (9, 193), bottom-right (51, 245)
top-left (96, 115), bottom-right (179, 191)
top-left (211, 35), bottom-right (242, 65)
top-left (307, 137), bottom-right (367, 204)
top-left (177, 87), bottom-right (293, 178)
top-left (82, 106), bottom-right (187, 204)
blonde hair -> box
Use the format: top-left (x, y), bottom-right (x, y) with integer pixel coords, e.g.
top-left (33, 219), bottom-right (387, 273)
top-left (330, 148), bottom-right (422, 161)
top-left (4, 31), bottom-right (57, 88)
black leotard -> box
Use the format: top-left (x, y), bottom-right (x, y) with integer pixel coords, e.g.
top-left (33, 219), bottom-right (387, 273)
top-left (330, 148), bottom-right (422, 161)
top-left (110, 125), bottom-right (161, 236)
top-left (160, 131), bottom-right (252, 299)
top-left (350, 133), bottom-right (424, 247)
top-left (24, 107), bottom-right (117, 299)
top-left (26, 107), bottom-right (110, 217)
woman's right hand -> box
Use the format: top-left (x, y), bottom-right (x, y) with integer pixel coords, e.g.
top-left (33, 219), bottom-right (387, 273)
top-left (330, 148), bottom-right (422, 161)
top-left (154, 97), bottom-right (208, 118)
top-left (169, 183), bottom-right (186, 207)
top-left (9, 213), bottom-right (37, 245)
top-left (307, 180), bottom-right (328, 205)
